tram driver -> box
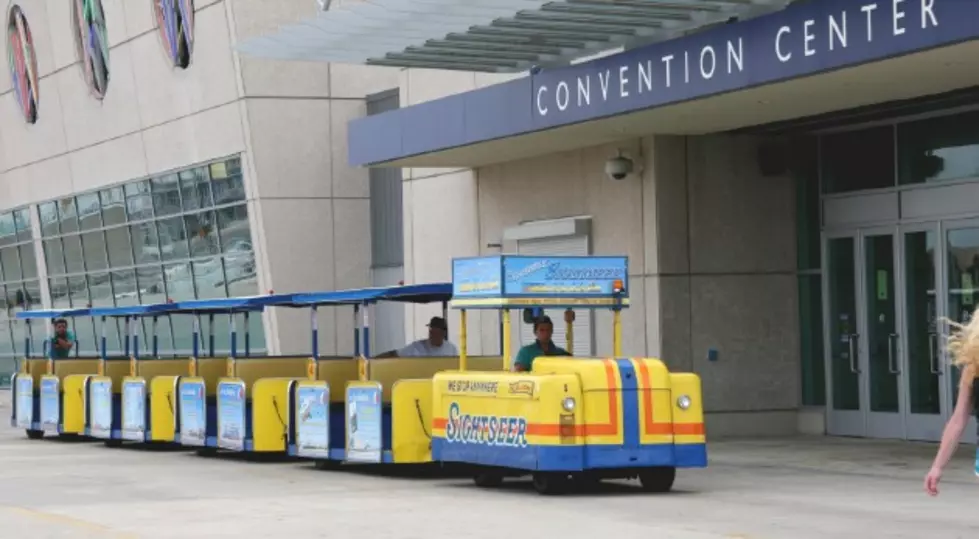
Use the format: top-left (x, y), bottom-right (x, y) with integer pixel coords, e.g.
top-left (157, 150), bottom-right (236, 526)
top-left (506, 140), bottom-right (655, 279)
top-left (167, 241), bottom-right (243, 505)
top-left (512, 315), bottom-right (570, 372)
top-left (377, 316), bottom-right (459, 358)
top-left (50, 318), bottom-right (75, 358)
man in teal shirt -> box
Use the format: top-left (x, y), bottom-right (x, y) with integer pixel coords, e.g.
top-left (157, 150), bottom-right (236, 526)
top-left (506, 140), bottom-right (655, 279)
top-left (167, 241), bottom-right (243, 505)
top-left (50, 319), bottom-right (75, 358)
top-left (513, 315), bottom-right (571, 372)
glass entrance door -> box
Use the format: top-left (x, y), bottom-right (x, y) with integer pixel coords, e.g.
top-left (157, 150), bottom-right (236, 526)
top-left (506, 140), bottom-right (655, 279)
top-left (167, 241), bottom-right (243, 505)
top-left (901, 224), bottom-right (946, 441)
top-left (824, 228), bottom-right (904, 439)
top-left (942, 220), bottom-right (979, 444)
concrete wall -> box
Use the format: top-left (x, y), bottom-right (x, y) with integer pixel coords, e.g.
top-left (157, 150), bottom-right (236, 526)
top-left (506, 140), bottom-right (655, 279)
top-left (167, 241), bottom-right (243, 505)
top-left (0, 0), bottom-right (399, 356)
top-left (397, 69), bottom-right (800, 436)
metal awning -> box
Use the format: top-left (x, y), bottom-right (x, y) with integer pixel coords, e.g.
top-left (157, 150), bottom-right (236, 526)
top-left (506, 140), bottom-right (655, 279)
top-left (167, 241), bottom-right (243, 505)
top-left (237, 0), bottom-right (793, 73)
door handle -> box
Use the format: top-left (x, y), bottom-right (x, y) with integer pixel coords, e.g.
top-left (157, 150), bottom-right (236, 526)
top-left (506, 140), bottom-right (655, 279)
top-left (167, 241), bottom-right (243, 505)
top-left (848, 334), bottom-right (860, 374)
top-left (888, 333), bottom-right (900, 374)
top-left (928, 332), bottom-right (942, 375)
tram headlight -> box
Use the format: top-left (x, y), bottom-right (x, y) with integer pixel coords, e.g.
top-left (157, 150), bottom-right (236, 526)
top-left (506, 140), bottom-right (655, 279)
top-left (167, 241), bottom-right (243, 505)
top-left (676, 395), bottom-right (692, 410)
top-left (562, 397), bottom-right (576, 412)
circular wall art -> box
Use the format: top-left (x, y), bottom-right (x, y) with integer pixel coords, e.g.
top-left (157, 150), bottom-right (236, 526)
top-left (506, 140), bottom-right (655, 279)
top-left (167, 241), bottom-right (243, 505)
top-left (6, 5), bottom-right (39, 124)
top-left (154, 0), bottom-right (194, 69)
top-left (71, 0), bottom-right (109, 99)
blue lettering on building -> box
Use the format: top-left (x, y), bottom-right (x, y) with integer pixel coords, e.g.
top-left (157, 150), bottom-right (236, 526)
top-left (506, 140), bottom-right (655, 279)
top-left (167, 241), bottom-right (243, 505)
top-left (445, 402), bottom-right (528, 448)
top-left (533, 0), bottom-right (946, 125)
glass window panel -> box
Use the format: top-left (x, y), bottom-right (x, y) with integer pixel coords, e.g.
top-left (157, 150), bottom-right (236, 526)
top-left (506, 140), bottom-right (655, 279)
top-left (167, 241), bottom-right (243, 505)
top-left (165, 262), bottom-right (195, 351)
top-left (164, 262), bottom-right (194, 301)
top-left (58, 198), bottom-right (79, 234)
top-left (67, 275), bottom-right (94, 354)
top-left (125, 181), bottom-right (154, 221)
top-left (62, 235), bottom-right (84, 274)
top-left (10, 320), bottom-right (27, 358)
top-left (111, 270), bottom-right (138, 306)
top-left (76, 193), bottom-right (102, 231)
top-left (180, 168), bottom-right (213, 211)
top-left (239, 312), bottom-right (266, 355)
top-left (49, 278), bottom-right (70, 310)
top-left (225, 250), bottom-right (257, 298)
top-left (217, 204), bottom-right (252, 253)
top-left (105, 226), bottom-right (134, 267)
top-left (19, 246), bottom-right (36, 280)
top-left (23, 280), bottom-right (40, 311)
top-left (14, 208), bottom-right (32, 242)
top-left (0, 285), bottom-right (9, 318)
top-left (821, 125), bottom-right (896, 194)
top-left (157, 217), bottom-right (190, 262)
top-left (186, 211), bottom-right (219, 257)
top-left (81, 230), bottom-right (109, 272)
top-left (207, 313), bottom-right (232, 356)
top-left (1, 247), bottom-right (21, 281)
top-left (136, 265), bottom-right (166, 305)
top-left (898, 111), bottom-right (979, 185)
top-left (151, 174), bottom-right (182, 217)
top-left (7, 284), bottom-right (29, 313)
top-left (211, 158), bottom-right (246, 205)
top-left (100, 187), bottom-right (127, 226)
top-left (44, 239), bottom-right (66, 276)
top-left (131, 223), bottom-right (161, 266)
top-left (0, 213), bottom-right (15, 247)
top-left (0, 319), bottom-right (15, 356)
top-left (39, 202), bottom-right (59, 237)
top-left (88, 272), bottom-right (118, 354)
top-left (193, 257), bottom-right (227, 299)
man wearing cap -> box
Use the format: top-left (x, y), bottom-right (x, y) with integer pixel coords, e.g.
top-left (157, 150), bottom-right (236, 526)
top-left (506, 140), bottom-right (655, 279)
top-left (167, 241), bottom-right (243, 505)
top-left (513, 315), bottom-right (570, 372)
top-left (380, 316), bottom-right (458, 357)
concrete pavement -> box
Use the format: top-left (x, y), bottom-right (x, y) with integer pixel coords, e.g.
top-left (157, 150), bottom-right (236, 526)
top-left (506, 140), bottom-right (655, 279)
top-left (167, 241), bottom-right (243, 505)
top-left (2, 392), bottom-right (978, 538)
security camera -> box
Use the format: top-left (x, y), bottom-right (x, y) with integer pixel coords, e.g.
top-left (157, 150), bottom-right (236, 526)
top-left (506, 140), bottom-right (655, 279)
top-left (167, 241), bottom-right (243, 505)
top-left (605, 154), bottom-right (634, 181)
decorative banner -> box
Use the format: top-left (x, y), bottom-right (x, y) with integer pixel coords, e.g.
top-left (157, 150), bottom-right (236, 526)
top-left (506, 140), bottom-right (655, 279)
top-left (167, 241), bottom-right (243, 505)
top-left (295, 381), bottom-right (330, 459)
top-left (155, 0), bottom-right (195, 69)
top-left (121, 379), bottom-right (147, 442)
top-left (345, 382), bottom-right (382, 463)
top-left (39, 376), bottom-right (60, 433)
top-left (88, 377), bottom-right (113, 439)
top-left (71, 0), bottom-right (110, 99)
top-left (178, 379), bottom-right (207, 446)
top-left (217, 380), bottom-right (246, 451)
top-left (6, 5), bottom-right (40, 124)
top-left (15, 374), bottom-right (33, 429)
top-left (451, 256), bottom-right (629, 300)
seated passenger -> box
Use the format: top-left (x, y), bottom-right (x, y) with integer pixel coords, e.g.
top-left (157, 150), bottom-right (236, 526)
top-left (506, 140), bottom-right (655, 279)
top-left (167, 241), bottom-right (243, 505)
top-left (513, 315), bottom-right (570, 372)
top-left (378, 316), bottom-right (458, 357)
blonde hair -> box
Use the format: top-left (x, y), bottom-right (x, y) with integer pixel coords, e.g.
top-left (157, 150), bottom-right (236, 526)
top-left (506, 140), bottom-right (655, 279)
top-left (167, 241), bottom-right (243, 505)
top-left (945, 308), bottom-right (979, 373)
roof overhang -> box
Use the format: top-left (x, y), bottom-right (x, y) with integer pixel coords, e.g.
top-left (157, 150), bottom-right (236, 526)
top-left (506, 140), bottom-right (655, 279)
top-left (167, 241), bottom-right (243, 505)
top-left (236, 0), bottom-right (792, 73)
top-left (345, 0), bottom-right (979, 168)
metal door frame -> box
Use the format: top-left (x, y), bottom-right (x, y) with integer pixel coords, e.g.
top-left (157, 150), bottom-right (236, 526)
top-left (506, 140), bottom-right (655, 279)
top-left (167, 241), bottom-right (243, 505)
top-left (937, 217), bottom-right (979, 445)
top-left (822, 229), bottom-right (866, 437)
top-left (899, 221), bottom-right (948, 441)
top-left (823, 227), bottom-right (906, 439)
top-left (859, 226), bottom-right (905, 440)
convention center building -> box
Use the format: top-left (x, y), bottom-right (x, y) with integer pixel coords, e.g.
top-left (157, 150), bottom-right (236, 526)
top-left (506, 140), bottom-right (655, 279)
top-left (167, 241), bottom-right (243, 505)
top-left (5, 0), bottom-right (979, 440)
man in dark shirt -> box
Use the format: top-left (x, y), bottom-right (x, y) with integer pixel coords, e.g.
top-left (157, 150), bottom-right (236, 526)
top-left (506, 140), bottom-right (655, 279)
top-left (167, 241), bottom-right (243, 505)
top-left (513, 315), bottom-right (570, 372)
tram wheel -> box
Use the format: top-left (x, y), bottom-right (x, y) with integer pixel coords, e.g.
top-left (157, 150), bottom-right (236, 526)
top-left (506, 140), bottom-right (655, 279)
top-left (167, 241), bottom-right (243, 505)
top-left (25, 429), bottom-right (44, 440)
top-left (638, 466), bottom-right (676, 493)
top-left (532, 472), bottom-right (569, 495)
top-left (473, 471), bottom-right (504, 488)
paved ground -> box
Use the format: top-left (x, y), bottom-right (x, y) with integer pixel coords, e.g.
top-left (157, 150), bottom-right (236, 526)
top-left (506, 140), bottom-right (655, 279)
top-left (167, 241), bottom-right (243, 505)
top-left (2, 391), bottom-right (979, 538)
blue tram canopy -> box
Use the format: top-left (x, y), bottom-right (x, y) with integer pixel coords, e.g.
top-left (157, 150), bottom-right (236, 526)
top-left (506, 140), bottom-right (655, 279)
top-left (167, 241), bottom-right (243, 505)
top-left (450, 255), bottom-right (629, 309)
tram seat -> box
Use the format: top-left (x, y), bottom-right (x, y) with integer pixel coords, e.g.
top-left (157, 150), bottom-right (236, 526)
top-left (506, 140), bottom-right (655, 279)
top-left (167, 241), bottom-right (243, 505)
top-left (232, 356), bottom-right (308, 398)
top-left (18, 358), bottom-right (48, 388)
top-left (134, 359), bottom-right (187, 380)
top-left (385, 356), bottom-right (502, 463)
top-left (100, 358), bottom-right (131, 392)
top-left (195, 358), bottom-right (229, 395)
top-left (313, 358), bottom-right (359, 403)
top-left (370, 355), bottom-right (504, 403)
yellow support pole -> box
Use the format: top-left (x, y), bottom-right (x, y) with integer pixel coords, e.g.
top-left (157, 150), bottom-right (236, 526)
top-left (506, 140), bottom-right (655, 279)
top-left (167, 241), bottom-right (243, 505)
top-left (502, 309), bottom-right (511, 371)
top-left (565, 308), bottom-right (574, 355)
top-left (459, 309), bottom-right (468, 372)
top-left (613, 309), bottom-right (622, 357)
